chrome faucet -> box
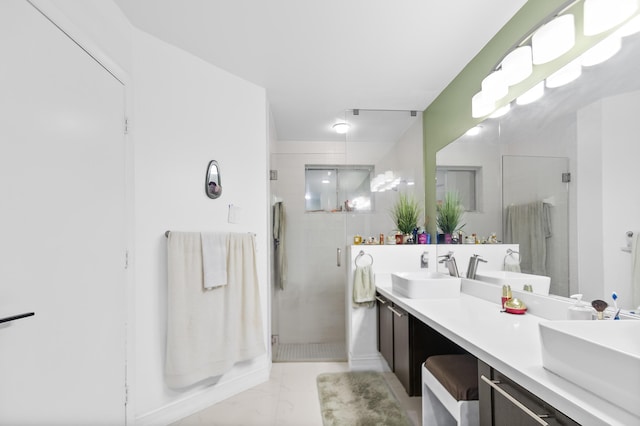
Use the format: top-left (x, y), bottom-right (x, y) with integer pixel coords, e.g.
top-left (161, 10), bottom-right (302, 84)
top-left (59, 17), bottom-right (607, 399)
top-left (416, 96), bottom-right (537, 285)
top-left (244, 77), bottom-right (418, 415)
top-left (438, 251), bottom-right (459, 277)
top-left (466, 254), bottom-right (487, 279)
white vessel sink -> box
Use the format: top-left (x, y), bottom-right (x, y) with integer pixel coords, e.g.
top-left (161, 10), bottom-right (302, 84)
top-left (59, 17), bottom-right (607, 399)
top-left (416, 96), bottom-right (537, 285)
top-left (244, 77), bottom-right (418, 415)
top-left (391, 271), bottom-right (461, 299)
top-left (539, 320), bottom-right (640, 417)
top-left (474, 270), bottom-right (551, 295)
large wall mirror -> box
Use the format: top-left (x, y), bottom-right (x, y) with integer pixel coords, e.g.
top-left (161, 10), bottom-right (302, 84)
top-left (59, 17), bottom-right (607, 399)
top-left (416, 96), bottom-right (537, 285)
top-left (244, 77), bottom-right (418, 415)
top-left (437, 30), bottom-right (640, 306)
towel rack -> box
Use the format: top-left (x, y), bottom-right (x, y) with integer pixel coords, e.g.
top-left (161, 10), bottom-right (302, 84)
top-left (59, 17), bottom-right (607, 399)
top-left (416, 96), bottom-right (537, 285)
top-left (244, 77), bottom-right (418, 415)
top-left (627, 231), bottom-right (634, 237)
top-left (504, 248), bottom-right (521, 266)
top-left (355, 250), bottom-right (373, 267)
top-left (0, 312), bottom-right (35, 325)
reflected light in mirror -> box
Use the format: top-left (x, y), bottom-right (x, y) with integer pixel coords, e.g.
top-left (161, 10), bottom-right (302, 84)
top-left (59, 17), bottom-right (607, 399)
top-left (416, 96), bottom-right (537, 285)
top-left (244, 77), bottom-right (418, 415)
top-left (465, 125), bottom-right (482, 136)
top-left (501, 46), bottom-right (532, 86)
top-left (490, 104), bottom-right (511, 118)
top-left (617, 14), bottom-right (640, 36)
top-left (580, 34), bottom-right (622, 66)
top-left (583, 0), bottom-right (638, 36)
top-left (532, 14), bottom-right (575, 64)
top-left (332, 122), bottom-right (350, 134)
top-left (516, 81), bottom-right (544, 105)
top-left (471, 91), bottom-right (495, 118)
top-left (546, 57), bottom-right (582, 88)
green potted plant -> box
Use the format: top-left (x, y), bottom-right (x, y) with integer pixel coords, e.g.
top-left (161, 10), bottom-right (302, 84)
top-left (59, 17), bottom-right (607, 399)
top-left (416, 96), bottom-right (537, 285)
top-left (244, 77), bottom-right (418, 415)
top-left (390, 193), bottom-right (422, 244)
top-left (436, 191), bottom-right (465, 243)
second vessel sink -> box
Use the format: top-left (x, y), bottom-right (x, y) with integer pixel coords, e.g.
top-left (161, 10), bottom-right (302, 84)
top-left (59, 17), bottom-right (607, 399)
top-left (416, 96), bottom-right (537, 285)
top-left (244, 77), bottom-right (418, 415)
top-left (539, 320), bottom-right (640, 417)
top-left (474, 270), bottom-right (551, 295)
top-left (391, 271), bottom-right (461, 299)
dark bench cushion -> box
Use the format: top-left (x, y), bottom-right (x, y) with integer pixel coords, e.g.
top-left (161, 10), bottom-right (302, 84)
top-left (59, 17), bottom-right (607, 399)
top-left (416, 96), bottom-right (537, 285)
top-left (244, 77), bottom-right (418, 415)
top-left (425, 354), bottom-right (479, 401)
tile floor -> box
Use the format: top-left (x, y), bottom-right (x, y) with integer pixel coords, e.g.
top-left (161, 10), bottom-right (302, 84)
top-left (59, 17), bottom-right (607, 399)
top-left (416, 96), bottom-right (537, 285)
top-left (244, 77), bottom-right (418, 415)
top-left (171, 362), bottom-right (422, 426)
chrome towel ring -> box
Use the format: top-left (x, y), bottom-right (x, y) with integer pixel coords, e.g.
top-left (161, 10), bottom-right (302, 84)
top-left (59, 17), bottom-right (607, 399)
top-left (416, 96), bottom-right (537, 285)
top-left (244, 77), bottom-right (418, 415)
top-left (355, 250), bottom-right (374, 267)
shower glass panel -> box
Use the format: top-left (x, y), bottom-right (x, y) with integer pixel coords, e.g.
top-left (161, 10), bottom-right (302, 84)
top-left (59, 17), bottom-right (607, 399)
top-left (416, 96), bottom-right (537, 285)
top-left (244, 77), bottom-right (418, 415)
top-left (502, 155), bottom-right (570, 296)
top-left (270, 109), bottom-right (421, 362)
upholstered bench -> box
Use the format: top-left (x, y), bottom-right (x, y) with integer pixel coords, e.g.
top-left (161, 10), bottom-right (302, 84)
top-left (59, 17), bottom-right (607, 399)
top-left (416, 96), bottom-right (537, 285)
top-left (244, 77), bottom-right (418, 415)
top-left (421, 354), bottom-right (479, 426)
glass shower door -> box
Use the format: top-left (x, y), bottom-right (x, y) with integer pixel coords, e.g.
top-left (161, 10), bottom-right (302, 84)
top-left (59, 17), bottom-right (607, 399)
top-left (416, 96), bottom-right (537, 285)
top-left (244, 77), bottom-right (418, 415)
top-left (502, 155), bottom-right (570, 296)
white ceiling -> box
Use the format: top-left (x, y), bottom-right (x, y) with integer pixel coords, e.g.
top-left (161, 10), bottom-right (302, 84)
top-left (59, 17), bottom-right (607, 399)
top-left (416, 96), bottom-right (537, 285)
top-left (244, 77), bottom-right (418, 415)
top-left (113, 0), bottom-right (527, 142)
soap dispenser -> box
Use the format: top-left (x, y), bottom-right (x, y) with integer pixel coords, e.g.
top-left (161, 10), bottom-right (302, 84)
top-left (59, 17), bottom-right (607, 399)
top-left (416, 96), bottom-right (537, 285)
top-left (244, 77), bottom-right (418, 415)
top-left (568, 294), bottom-right (594, 320)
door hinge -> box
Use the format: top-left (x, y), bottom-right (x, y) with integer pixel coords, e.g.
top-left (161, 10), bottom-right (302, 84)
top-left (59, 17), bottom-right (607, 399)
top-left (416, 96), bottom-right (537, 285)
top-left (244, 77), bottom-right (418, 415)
top-left (124, 250), bottom-right (129, 269)
top-left (270, 170), bottom-right (278, 180)
top-left (124, 118), bottom-right (129, 135)
top-left (562, 172), bottom-right (571, 183)
top-left (124, 384), bottom-right (129, 406)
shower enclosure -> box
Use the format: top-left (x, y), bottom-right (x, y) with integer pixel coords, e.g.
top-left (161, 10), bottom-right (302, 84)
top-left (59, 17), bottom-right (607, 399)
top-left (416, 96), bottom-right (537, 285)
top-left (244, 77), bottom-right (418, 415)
top-left (270, 110), bottom-right (422, 361)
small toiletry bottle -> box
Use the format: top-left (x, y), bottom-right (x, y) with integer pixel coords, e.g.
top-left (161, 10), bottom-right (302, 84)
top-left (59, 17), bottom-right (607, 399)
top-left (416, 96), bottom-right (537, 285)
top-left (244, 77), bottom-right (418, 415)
top-left (379, 233), bottom-right (384, 245)
top-left (568, 294), bottom-right (593, 320)
top-left (353, 235), bottom-right (362, 245)
top-left (501, 285), bottom-right (512, 309)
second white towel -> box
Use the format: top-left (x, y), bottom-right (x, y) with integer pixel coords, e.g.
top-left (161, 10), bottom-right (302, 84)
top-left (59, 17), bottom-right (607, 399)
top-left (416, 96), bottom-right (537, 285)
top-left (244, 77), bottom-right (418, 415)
top-left (201, 232), bottom-right (227, 289)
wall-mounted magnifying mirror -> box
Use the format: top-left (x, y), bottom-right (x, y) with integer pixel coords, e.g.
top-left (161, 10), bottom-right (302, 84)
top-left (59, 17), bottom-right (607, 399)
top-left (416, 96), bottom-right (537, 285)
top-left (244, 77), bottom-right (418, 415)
top-left (205, 160), bottom-right (222, 199)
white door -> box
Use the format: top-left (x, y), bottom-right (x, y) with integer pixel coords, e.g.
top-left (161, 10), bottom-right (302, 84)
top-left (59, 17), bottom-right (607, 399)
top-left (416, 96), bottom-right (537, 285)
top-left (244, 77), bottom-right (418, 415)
top-left (0, 1), bottom-right (127, 424)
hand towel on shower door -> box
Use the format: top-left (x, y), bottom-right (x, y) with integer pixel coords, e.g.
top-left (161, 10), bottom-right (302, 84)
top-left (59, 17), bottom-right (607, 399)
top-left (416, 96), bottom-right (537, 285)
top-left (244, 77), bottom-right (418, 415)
top-left (165, 232), bottom-right (266, 388)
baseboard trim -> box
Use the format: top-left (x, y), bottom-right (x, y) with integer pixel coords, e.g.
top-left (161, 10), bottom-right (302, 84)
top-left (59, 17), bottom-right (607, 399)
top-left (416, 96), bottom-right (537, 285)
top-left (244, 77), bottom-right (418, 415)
top-left (348, 353), bottom-right (390, 372)
top-left (134, 364), bottom-right (270, 426)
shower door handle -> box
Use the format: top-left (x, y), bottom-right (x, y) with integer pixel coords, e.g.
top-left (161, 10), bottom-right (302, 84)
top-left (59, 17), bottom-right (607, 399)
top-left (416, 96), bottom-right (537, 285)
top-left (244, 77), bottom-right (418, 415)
top-left (337, 248), bottom-right (341, 267)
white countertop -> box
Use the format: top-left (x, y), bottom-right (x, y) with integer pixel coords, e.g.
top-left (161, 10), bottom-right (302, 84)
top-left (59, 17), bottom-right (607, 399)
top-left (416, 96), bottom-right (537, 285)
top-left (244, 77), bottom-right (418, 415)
top-left (375, 277), bottom-right (638, 426)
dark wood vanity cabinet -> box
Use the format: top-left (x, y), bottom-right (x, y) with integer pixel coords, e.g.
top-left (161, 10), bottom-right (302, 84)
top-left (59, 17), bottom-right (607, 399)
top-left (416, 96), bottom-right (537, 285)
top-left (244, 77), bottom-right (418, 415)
top-left (376, 293), bottom-right (394, 370)
top-left (478, 360), bottom-right (580, 426)
top-left (376, 292), bottom-right (466, 397)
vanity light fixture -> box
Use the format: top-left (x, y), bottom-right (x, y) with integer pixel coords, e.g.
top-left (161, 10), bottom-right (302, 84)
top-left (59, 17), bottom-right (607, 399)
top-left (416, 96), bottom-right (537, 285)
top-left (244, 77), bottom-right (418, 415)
top-left (332, 122), bottom-right (350, 134)
top-left (501, 46), bottom-right (533, 86)
top-left (583, 0), bottom-right (638, 36)
top-left (546, 57), bottom-right (582, 88)
top-left (516, 81), bottom-right (545, 105)
top-left (481, 70), bottom-right (508, 101)
top-left (580, 34), bottom-right (622, 66)
top-left (532, 14), bottom-right (576, 65)
top-left (471, 91), bottom-right (495, 118)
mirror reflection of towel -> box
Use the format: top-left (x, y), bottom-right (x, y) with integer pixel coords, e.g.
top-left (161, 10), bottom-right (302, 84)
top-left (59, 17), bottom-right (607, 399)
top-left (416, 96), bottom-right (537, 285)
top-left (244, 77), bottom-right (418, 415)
top-left (353, 265), bottom-right (375, 308)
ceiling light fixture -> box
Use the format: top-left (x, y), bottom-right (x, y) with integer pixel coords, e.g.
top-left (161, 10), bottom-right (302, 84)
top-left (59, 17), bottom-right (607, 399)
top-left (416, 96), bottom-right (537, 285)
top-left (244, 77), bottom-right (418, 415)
top-left (532, 14), bottom-right (576, 65)
top-left (332, 122), bottom-right (350, 134)
top-left (583, 0), bottom-right (638, 36)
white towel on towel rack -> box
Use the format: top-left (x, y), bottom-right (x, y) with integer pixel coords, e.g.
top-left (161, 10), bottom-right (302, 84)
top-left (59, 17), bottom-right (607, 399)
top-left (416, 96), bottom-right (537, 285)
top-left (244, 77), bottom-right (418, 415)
top-left (201, 232), bottom-right (227, 289)
top-left (353, 265), bottom-right (375, 308)
top-left (165, 232), bottom-right (265, 388)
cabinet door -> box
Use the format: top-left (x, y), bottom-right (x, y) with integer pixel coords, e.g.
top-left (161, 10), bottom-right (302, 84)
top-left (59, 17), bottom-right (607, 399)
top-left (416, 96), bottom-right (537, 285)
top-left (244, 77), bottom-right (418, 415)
top-left (479, 360), bottom-right (580, 426)
top-left (376, 293), bottom-right (394, 370)
top-left (392, 304), bottom-right (411, 393)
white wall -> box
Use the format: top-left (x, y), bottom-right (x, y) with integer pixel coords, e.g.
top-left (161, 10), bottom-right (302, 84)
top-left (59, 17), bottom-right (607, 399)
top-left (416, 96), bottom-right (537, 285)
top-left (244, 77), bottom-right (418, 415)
top-left (132, 29), bottom-right (270, 423)
top-left (24, 1), bottom-right (272, 423)
top-left (578, 90), bottom-right (640, 308)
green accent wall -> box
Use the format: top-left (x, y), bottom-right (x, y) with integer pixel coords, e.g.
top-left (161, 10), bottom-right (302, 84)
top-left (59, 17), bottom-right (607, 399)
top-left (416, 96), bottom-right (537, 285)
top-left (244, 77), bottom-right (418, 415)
top-left (422, 0), bottom-right (617, 236)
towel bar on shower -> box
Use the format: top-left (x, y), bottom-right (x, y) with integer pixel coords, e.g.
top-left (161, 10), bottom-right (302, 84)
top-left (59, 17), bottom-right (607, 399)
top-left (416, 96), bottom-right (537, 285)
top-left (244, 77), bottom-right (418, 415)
top-left (0, 312), bottom-right (35, 325)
